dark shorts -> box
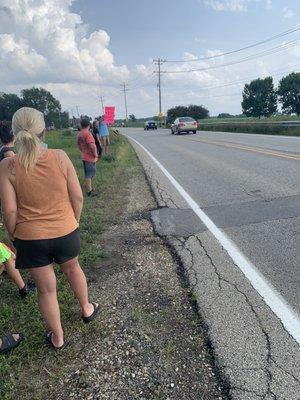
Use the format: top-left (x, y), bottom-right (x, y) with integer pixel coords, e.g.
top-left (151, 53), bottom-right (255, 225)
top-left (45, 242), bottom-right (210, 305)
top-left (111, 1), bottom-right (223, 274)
top-left (15, 229), bottom-right (80, 269)
top-left (83, 160), bottom-right (96, 179)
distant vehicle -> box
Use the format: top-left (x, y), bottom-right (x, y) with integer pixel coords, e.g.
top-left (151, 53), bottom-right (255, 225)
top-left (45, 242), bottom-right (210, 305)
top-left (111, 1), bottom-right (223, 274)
top-left (171, 117), bottom-right (198, 135)
top-left (144, 120), bottom-right (157, 130)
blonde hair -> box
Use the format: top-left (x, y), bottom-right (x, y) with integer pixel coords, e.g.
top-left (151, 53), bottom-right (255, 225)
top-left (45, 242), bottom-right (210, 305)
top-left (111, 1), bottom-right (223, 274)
top-left (12, 107), bottom-right (45, 172)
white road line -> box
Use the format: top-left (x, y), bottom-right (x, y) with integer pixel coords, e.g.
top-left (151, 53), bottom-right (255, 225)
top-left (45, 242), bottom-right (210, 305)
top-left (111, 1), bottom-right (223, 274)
top-left (126, 134), bottom-right (300, 345)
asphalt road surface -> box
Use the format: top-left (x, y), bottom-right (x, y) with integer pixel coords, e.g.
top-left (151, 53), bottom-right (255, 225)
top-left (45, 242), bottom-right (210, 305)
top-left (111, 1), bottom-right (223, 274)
top-left (125, 128), bottom-right (300, 313)
top-left (123, 127), bottom-right (300, 399)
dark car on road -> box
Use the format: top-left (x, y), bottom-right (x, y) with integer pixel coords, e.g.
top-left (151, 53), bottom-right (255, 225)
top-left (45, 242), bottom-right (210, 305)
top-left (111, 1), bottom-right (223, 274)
top-left (144, 120), bottom-right (157, 130)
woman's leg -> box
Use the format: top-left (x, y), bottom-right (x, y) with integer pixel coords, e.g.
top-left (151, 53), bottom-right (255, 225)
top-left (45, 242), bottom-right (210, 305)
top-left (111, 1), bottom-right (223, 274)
top-left (60, 257), bottom-right (95, 317)
top-left (85, 177), bottom-right (92, 193)
top-left (99, 137), bottom-right (105, 154)
top-left (29, 265), bottom-right (64, 348)
top-left (4, 258), bottom-right (25, 289)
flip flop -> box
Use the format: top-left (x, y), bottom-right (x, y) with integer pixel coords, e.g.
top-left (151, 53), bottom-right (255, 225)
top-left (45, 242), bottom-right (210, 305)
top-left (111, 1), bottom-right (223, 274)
top-left (0, 333), bottom-right (23, 355)
top-left (45, 332), bottom-right (68, 351)
top-left (82, 302), bottom-right (99, 324)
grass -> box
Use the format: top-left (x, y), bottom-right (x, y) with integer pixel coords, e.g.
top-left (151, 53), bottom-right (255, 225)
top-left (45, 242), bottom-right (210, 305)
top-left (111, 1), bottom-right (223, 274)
top-left (201, 115), bottom-right (300, 124)
top-left (0, 129), bottom-right (139, 400)
top-left (197, 122), bottom-right (300, 136)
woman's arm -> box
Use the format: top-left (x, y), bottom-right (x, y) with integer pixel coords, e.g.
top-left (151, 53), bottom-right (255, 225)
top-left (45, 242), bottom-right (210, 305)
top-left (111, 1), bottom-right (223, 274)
top-left (56, 150), bottom-right (83, 222)
top-left (0, 159), bottom-right (18, 241)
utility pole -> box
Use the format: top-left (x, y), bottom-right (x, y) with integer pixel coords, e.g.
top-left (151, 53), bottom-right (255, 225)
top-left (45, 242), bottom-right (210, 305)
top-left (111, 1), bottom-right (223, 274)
top-left (120, 83), bottom-right (129, 125)
top-left (100, 96), bottom-right (105, 115)
top-left (153, 58), bottom-right (165, 126)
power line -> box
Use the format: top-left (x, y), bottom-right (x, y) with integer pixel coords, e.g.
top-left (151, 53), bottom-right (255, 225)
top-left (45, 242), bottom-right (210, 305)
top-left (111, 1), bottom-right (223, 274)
top-left (163, 63), bottom-right (300, 94)
top-left (164, 25), bottom-right (300, 63)
top-left (161, 39), bottom-right (299, 74)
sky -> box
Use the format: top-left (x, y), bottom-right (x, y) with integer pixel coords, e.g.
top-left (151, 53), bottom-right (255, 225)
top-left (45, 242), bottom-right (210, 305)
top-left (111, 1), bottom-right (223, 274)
top-left (0, 0), bottom-right (299, 119)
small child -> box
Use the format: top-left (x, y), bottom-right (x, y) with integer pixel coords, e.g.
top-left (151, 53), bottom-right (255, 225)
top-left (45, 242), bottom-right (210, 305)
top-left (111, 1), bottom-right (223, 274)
top-left (0, 242), bottom-right (35, 298)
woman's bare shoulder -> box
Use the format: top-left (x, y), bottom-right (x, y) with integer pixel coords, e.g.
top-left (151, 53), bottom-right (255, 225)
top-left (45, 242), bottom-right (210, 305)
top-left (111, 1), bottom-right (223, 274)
top-left (0, 155), bottom-right (16, 177)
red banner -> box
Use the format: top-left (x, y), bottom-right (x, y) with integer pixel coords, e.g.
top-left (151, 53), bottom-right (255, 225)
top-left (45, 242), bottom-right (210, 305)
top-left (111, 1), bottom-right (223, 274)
top-left (104, 106), bottom-right (115, 125)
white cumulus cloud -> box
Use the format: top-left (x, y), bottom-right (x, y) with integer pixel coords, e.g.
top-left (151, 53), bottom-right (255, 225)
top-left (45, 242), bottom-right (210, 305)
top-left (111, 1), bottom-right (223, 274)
top-left (0, 0), bottom-right (129, 86)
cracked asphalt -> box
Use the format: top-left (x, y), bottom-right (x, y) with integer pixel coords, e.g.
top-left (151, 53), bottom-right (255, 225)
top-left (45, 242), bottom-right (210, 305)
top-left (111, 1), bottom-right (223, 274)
top-left (123, 128), bottom-right (300, 400)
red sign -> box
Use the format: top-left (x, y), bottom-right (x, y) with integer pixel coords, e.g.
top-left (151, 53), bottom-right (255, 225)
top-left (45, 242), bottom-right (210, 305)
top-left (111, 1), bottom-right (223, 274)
top-left (104, 106), bottom-right (115, 125)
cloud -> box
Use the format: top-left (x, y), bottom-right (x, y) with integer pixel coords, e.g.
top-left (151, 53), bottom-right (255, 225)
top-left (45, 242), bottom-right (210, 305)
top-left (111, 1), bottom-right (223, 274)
top-left (0, 0), bottom-right (298, 119)
top-left (202, 0), bottom-right (272, 12)
top-left (0, 0), bottom-right (129, 86)
top-left (282, 7), bottom-right (294, 19)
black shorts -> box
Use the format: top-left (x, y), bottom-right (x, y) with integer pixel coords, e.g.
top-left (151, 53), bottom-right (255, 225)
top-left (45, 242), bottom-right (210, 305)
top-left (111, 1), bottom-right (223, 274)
top-left (83, 161), bottom-right (96, 179)
top-left (15, 229), bottom-right (80, 269)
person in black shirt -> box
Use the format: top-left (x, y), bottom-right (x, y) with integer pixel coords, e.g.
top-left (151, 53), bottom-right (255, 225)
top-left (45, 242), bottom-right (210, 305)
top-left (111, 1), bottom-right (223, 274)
top-left (92, 120), bottom-right (102, 157)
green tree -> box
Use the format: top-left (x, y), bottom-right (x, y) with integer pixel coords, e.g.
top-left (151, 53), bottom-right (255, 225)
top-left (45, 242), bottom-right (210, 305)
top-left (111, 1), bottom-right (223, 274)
top-left (21, 87), bottom-right (62, 126)
top-left (0, 93), bottom-right (22, 120)
top-left (47, 111), bottom-right (70, 129)
top-left (167, 106), bottom-right (188, 123)
top-left (242, 77), bottom-right (277, 118)
top-left (129, 114), bottom-right (136, 122)
top-left (187, 104), bottom-right (209, 120)
top-left (277, 72), bottom-right (300, 116)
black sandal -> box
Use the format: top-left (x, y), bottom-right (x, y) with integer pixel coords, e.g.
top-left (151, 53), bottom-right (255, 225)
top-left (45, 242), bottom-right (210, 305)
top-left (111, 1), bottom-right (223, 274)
top-left (82, 302), bottom-right (99, 324)
top-left (45, 332), bottom-right (68, 351)
top-left (0, 333), bottom-right (23, 355)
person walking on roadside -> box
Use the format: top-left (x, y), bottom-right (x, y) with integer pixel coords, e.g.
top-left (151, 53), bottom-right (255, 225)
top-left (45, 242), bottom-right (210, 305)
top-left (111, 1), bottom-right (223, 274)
top-left (99, 116), bottom-right (110, 155)
top-left (0, 107), bottom-right (99, 351)
top-left (77, 118), bottom-right (98, 197)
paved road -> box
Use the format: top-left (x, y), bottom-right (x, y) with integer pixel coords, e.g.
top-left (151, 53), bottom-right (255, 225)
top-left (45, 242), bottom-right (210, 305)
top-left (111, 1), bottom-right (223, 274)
top-left (125, 128), bottom-right (300, 312)
top-left (123, 128), bottom-right (300, 399)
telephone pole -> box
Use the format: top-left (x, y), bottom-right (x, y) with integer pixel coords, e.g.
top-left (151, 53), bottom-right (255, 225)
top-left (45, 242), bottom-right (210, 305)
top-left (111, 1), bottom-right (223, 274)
top-left (120, 83), bottom-right (129, 125)
top-left (100, 96), bottom-right (105, 115)
top-left (153, 58), bottom-right (165, 126)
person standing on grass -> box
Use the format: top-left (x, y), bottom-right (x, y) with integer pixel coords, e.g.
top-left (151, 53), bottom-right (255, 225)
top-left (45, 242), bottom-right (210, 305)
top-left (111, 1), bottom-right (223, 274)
top-left (0, 124), bottom-right (15, 161)
top-left (92, 120), bottom-right (102, 158)
top-left (0, 107), bottom-right (99, 351)
top-left (99, 116), bottom-right (110, 155)
top-left (77, 118), bottom-right (98, 197)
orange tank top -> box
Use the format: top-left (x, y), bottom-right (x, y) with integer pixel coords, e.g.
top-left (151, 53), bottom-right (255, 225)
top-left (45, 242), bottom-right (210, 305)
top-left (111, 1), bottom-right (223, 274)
top-left (14, 149), bottom-right (79, 240)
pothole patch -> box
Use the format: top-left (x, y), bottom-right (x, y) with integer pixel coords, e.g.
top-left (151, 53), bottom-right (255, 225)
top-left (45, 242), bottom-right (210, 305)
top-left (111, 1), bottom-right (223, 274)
top-left (150, 208), bottom-right (206, 237)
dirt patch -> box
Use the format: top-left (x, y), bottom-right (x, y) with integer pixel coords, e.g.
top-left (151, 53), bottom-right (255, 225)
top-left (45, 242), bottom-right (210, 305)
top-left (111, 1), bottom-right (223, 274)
top-left (14, 160), bottom-right (226, 400)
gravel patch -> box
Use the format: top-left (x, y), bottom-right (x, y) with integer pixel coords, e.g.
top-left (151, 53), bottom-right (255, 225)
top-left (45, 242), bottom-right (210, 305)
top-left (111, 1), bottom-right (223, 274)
top-left (36, 168), bottom-right (227, 399)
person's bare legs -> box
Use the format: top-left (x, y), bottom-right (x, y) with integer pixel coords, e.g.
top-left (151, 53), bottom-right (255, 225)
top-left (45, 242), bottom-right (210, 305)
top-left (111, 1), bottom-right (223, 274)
top-left (4, 258), bottom-right (26, 289)
top-left (29, 265), bottom-right (64, 348)
top-left (105, 136), bottom-right (110, 154)
top-left (85, 177), bottom-right (92, 193)
top-left (100, 137), bottom-right (107, 155)
top-left (60, 257), bottom-right (95, 317)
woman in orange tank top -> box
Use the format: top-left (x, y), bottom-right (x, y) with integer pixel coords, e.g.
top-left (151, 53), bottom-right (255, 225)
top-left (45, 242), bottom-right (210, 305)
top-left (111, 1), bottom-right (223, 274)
top-left (0, 107), bottom-right (99, 350)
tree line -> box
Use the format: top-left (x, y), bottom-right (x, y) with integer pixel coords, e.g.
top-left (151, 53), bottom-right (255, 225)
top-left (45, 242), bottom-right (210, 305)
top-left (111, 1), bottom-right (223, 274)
top-left (242, 72), bottom-right (300, 118)
top-left (0, 87), bottom-right (69, 128)
top-left (167, 104), bottom-right (209, 123)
